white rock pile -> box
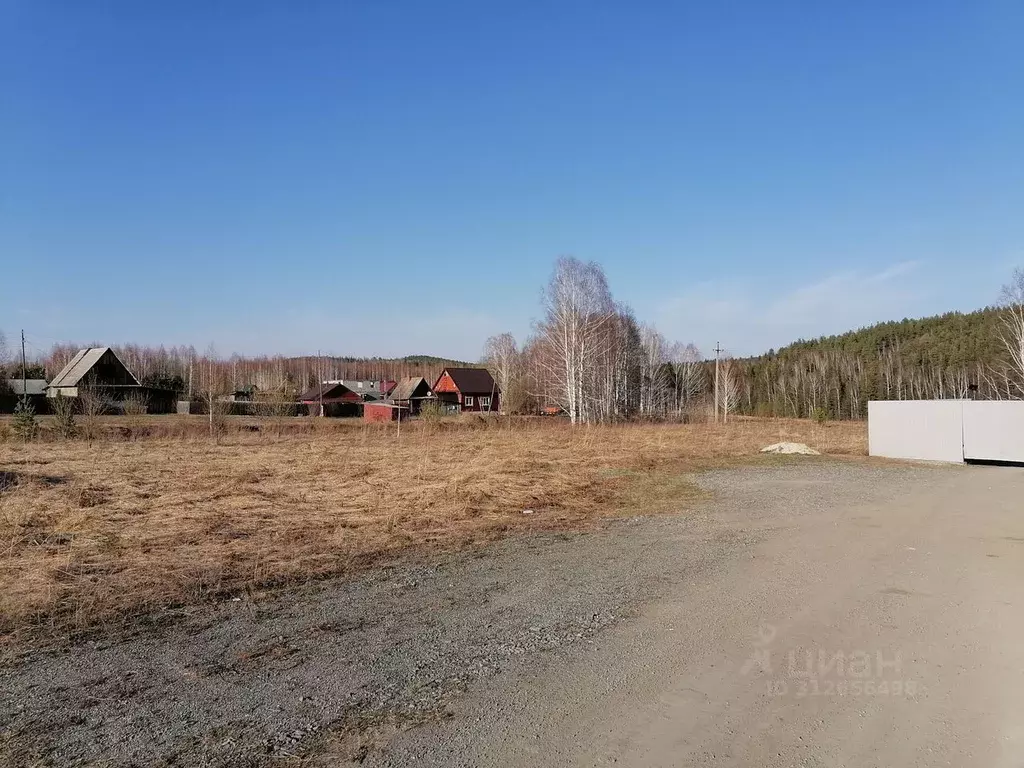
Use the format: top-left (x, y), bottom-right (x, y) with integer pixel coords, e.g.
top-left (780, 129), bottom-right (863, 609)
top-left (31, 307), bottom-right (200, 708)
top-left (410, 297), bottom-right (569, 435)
top-left (760, 442), bottom-right (820, 455)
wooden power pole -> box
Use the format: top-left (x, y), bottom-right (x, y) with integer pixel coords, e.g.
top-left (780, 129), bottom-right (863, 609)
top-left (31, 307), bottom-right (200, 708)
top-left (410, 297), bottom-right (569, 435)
top-left (317, 350), bottom-right (324, 417)
top-left (714, 341), bottom-right (722, 424)
top-left (20, 330), bottom-right (27, 407)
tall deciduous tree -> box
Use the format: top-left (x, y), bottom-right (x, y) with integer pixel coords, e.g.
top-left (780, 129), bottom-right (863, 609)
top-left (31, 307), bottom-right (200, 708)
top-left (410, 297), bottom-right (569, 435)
top-left (483, 332), bottom-right (520, 412)
top-left (0, 330), bottom-right (9, 395)
top-left (638, 325), bottom-right (669, 416)
top-left (998, 268), bottom-right (1024, 399)
top-left (196, 344), bottom-right (232, 440)
top-left (669, 342), bottom-right (704, 417)
top-left (719, 356), bottom-right (740, 424)
top-left (536, 257), bottom-right (616, 425)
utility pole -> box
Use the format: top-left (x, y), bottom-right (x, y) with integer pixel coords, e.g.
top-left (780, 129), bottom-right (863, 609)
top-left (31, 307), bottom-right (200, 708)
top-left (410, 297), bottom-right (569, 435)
top-left (208, 357), bottom-right (214, 439)
top-left (20, 330), bottom-right (27, 408)
top-left (714, 341), bottom-right (722, 424)
top-left (317, 350), bottom-right (324, 417)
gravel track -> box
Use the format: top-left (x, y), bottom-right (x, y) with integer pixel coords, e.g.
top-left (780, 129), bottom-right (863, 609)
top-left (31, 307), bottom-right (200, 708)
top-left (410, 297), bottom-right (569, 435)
top-left (3, 459), bottom-right (1009, 767)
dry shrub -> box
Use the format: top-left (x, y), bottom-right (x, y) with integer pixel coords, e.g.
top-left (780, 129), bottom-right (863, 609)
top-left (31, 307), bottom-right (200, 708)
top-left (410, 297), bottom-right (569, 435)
top-left (120, 391), bottom-right (149, 440)
top-left (70, 482), bottom-right (112, 508)
top-left (51, 392), bottom-right (77, 439)
top-left (78, 385), bottom-right (108, 441)
top-left (0, 417), bottom-right (866, 644)
top-left (417, 400), bottom-right (444, 424)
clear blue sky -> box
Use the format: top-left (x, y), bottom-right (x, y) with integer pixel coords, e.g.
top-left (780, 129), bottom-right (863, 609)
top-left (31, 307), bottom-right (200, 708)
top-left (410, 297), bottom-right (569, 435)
top-left (2, 1), bottom-right (1022, 360)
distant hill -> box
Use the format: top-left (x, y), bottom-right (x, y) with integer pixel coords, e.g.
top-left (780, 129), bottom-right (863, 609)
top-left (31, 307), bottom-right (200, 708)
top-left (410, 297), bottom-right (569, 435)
top-left (733, 307), bottom-right (1011, 419)
top-left (400, 354), bottom-right (475, 366)
top-left (767, 307), bottom-right (1005, 368)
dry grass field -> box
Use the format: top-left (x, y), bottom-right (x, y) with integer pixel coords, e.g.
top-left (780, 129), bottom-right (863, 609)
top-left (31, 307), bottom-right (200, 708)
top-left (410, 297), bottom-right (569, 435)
top-left (0, 416), bottom-right (866, 646)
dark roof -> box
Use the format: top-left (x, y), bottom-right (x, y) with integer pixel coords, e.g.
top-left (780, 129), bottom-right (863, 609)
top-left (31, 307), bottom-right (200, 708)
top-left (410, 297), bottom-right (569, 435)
top-left (299, 382), bottom-right (354, 402)
top-left (442, 367), bottom-right (497, 394)
top-left (390, 376), bottom-right (432, 401)
top-left (6, 379), bottom-right (48, 396)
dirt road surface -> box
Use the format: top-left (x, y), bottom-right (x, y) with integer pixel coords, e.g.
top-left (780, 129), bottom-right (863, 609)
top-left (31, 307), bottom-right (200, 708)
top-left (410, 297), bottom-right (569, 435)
top-left (376, 461), bottom-right (1024, 768)
top-left (4, 460), bottom-right (1024, 766)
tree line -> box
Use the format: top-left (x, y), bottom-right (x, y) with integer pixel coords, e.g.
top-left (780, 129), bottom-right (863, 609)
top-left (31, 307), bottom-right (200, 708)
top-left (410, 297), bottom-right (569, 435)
top-left (483, 257), bottom-right (707, 424)
top-left (723, 271), bottom-right (1024, 419)
top-left (483, 260), bottom-right (1024, 423)
top-left (4, 264), bottom-right (1022, 422)
top-left (0, 337), bottom-right (470, 401)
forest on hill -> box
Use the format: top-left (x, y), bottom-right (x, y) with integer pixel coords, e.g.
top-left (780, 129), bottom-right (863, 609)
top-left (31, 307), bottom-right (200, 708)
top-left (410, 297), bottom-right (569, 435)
top-left (481, 262), bottom-right (1024, 423)
top-left (727, 307), bottom-right (1013, 420)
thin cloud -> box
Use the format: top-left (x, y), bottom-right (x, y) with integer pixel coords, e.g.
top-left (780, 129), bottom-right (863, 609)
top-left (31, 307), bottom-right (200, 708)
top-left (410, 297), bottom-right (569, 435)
top-left (655, 262), bottom-right (935, 356)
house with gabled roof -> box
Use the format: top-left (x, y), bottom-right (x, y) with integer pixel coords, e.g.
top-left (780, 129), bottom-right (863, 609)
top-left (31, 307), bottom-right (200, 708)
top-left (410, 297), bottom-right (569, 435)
top-left (46, 347), bottom-right (176, 413)
top-left (299, 381), bottom-right (363, 417)
top-left (1, 378), bottom-right (48, 414)
top-left (432, 367), bottom-right (499, 413)
top-left (389, 376), bottom-right (434, 414)
top-left (47, 347), bottom-right (140, 397)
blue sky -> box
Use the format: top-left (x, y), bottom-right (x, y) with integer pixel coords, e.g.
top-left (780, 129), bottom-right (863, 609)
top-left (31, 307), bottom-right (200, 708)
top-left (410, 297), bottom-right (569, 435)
top-left (2, 1), bottom-right (1022, 360)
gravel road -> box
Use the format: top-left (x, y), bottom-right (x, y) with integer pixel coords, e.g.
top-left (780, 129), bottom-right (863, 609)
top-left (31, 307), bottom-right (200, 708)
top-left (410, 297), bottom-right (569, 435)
top-left (3, 459), bottom-right (1023, 766)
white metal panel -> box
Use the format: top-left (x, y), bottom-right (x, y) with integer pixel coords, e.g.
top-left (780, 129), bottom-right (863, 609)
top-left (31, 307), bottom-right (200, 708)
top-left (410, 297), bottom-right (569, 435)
top-left (867, 400), bottom-right (965, 463)
top-left (962, 401), bottom-right (1024, 463)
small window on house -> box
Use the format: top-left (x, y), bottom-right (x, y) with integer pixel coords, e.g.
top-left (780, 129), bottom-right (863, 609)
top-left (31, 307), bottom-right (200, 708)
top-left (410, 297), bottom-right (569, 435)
top-left (464, 396), bottom-right (474, 407)
top-left (479, 396), bottom-right (491, 409)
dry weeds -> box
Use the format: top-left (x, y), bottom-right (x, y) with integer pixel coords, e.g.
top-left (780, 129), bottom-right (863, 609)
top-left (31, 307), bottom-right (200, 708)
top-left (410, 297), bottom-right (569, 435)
top-left (0, 417), bottom-right (865, 644)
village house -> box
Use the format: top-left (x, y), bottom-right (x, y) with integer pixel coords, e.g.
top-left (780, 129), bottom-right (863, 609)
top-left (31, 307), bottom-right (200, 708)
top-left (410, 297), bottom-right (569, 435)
top-left (299, 382), bottom-right (363, 417)
top-left (327, 379), bottom-right (397, 402)
top-left (388, 376), bottom-right (434, 414)
top-left (2, 378), bottom-right (49, 414)
top-left (433, 367), bottom-right (499, 413)
top-left (46, 347), bottom-right (175, 413)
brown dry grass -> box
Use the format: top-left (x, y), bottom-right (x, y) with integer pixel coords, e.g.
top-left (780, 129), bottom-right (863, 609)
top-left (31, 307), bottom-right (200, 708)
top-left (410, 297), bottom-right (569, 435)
top-left (0, 417), bottom-right (865, 645)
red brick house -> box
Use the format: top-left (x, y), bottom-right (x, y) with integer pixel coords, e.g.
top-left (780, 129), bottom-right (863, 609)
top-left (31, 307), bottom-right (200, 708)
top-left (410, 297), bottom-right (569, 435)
top-left (433, 368), bottom-right (499, 413)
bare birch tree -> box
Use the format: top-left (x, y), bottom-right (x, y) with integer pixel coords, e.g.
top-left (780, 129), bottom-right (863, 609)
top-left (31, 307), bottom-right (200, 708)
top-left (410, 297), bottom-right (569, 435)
top-left (196, 345), bottom-right (231, 440)
top-left (669, 342), bottom-right (704, 418)
top-left (592, 305), bottom-right (641, 422)
top-left (719, 356), bottom-right (740, 424)
top-left (638, 325), bottom-right (670, 416)
top-left (0, 330), bottom-right (9, 396)
top-left (998, 268), bottom-right (1024, 399)
top-left (483, 332), bottom-right (520, 413)
top-left (537, 257), bottom-right (615, 425)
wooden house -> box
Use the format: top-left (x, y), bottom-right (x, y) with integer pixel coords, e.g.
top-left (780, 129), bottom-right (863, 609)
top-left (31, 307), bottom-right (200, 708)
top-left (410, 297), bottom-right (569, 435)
top-left (2, 379), bottom-right (48, 414)
top-left (299, 382), bottom-right (362, 417)
top-left (388, 376), bottom-right (434, 414)
top-left (432, 368), bottom-right (499, 413)
top-left (328, 380), bottom-right (398, 402)
top-left (46, 347), bottom-right (175, 413)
